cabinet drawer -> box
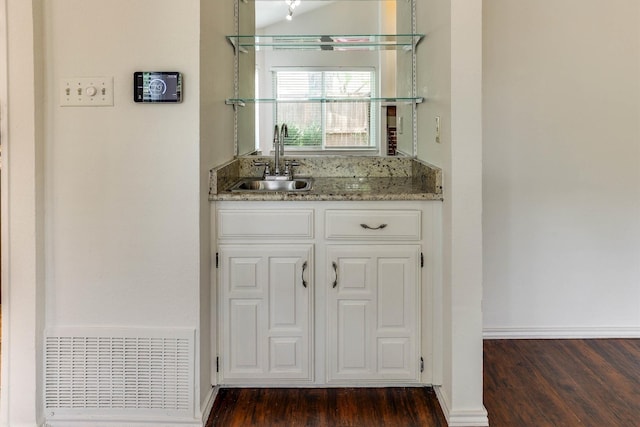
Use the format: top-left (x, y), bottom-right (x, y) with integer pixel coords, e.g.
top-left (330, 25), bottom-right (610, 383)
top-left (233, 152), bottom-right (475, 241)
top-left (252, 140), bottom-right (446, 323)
top-left (218, 209), bottom-right (314, 239)
top-left (325, 210), bottom-right (421, 240)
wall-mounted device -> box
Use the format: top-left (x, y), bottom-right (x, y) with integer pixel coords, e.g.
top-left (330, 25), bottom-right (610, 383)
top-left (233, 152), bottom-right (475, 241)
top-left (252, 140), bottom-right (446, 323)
top-left (60, 77), bottom-right (114, 107)
top-left (134, 71), bottom-right (182, 103)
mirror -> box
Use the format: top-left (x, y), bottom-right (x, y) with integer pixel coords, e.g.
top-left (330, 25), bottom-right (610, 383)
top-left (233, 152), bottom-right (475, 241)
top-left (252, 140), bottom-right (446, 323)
top-left (234, 0), bottom-right (418, 158)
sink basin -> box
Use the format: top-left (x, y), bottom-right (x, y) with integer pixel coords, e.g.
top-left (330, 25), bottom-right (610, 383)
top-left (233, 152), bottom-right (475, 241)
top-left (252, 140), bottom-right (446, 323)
top-left (229, 177), bottom-right (313, 192)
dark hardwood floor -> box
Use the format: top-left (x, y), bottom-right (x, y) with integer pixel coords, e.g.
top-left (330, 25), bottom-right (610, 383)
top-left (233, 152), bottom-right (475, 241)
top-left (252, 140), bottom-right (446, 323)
top-left (206, 387), bottom-right (447, 427)
top-left (484, 339), bottom-right (640, 427)
top-left (206, 339), bottom-right (640, 426)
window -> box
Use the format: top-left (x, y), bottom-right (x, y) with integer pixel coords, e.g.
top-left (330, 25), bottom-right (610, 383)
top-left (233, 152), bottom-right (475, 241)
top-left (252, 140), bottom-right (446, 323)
top-left (274, 69), bottom-right (376, 150)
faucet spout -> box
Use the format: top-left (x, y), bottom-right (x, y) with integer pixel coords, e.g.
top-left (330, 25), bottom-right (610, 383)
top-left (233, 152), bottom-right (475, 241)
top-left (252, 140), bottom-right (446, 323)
top-left (280, 124), bottom-right (288, 156)
top-left (273, 124), bottom-right (281, 175)
top-left (269, 124), bottom-right (289, 179)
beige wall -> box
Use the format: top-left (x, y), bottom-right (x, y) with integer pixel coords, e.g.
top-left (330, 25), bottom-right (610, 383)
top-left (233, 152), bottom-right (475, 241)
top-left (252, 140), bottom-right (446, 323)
top-left (1, 1), bottom-right (46, 425)
top-left (417, 0), bottom-right (450, 166)
top-left (2, 0), bottom-right (232, 424)
top-left (200, 0), bottom-right (236, 405)
top-left (43, 0), bottom-right (201, 328)
top-left (483, 0), bottom-right (640, 337)
top-left (420, 1), bottom-right (487, 425)
top-left (1, 0), bottom-right (487, 425)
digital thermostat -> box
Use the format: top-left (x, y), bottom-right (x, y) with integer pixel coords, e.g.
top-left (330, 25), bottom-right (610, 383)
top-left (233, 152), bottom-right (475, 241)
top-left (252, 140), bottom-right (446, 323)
top-left (134, 71), bottom-right (182, 103)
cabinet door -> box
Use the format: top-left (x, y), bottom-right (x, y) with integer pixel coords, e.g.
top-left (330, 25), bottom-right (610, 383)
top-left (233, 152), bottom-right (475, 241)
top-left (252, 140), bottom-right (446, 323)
top-left (219, 244), bottom-right (313, 383)
top-left (326, 245), bottom-right (420, 383)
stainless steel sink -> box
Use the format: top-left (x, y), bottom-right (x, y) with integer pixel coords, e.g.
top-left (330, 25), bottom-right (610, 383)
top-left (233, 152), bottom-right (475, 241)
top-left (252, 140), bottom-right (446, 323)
top-left (229, 177), bottom-right (313, 192)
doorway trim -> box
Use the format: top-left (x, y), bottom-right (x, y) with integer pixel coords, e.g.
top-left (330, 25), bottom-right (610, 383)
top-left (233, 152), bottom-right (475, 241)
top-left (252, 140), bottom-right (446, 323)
top-left (0, 1), bottom-right (46, 425)
top-left (1, 0), bottom-right (9, 418)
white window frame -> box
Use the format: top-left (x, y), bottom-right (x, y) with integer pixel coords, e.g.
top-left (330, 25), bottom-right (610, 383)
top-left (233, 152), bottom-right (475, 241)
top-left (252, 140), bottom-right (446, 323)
top-left (272, 67), bottom-right (379, 154)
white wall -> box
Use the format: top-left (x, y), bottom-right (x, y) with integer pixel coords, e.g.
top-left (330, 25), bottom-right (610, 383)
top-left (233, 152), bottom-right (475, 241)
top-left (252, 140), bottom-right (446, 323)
top-left (419, 1), bottom-right (487, 425)
top-left (3, 0), bottom-right (232, 424)
top-left (44, 0), bottom-right (201, 328)
top-left (417, 0), bottom-right (450, 166)
top-left (1, 2), bottom-right (46, 425)
top-left (200, 0), bottom-right (236, 406)
top-left (483, 0), bottom-right (640, 337)
top-left (41, 0), bottom-right (219, 423)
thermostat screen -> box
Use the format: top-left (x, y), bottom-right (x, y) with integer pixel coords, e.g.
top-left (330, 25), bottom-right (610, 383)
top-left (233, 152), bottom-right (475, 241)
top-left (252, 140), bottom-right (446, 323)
top-left (134, 72), bottom-right (182, 103)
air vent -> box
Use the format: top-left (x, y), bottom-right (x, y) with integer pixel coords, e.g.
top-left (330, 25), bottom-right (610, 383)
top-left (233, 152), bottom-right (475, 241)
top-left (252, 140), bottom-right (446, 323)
top-left (44, 328), bottom-right (194, 418)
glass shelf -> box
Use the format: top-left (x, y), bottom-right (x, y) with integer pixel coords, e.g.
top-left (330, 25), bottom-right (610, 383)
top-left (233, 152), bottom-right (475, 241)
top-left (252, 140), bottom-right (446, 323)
top-left (226, 34), bottom-right (424, 53)
top-left (225, 97), bottom-right (424, 107)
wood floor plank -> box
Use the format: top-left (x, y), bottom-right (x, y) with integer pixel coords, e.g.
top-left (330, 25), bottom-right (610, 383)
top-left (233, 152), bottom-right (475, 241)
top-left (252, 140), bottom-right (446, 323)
top-left (484, 339), bottom-right (640, 427)
top-left (206, 340), bottom-right (640, 426)
top-left (532, 341), bottom-right (622, 425)
top-left (571, 339), bottom-right (639, 425)
top-left (206, 387), bottom-right (447, 427)
top-left (484, 340), bottom-right (584, 426)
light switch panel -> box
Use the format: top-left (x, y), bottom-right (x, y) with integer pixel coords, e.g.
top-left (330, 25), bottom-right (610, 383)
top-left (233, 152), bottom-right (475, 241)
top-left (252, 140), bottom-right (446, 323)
top-left (60, 77), bottom-right (114, 107)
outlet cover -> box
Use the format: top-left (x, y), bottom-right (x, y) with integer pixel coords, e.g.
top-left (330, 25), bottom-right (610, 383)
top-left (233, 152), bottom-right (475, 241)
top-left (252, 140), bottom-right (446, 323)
top-left (60, 77), bottom-right (114, 107)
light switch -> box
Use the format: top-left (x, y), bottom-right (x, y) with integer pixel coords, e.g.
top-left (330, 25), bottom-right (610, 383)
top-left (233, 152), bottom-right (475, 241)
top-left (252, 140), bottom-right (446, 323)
top-left (60, 77), bottom-right (114, 107)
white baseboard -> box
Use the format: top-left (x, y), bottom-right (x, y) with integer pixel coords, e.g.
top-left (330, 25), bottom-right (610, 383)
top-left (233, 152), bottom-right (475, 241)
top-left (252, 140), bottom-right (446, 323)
top-left (44, 419), bottom-right (203, 427)
top-left (43, 387), bottom-right (219, 427)
top-left (483, 326), bottom-right (640, 339)
top-left (434, 386), bottom-right (489, 427)
top-left (200, 386), bottom-right (219, 425)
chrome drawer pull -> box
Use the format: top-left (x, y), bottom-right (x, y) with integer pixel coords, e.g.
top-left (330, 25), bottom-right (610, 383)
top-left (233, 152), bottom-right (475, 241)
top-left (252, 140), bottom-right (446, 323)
top-left (360, 223), bottom-right (388, 230)
top-left (302, 261), bottom-right (308, 288)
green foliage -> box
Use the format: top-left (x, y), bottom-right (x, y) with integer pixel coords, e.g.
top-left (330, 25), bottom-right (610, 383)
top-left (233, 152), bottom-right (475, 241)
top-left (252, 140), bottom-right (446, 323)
top-left (284, 123), bottom-right (322, 147)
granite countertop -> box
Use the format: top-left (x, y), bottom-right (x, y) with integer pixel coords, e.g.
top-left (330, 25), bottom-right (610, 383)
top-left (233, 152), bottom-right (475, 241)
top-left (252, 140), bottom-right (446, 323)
top-left (209, 156), bottom-right (443, 202)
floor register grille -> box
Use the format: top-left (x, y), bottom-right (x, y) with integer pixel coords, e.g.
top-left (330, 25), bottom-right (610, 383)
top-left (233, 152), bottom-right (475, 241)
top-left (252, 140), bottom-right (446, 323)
top-left (44, 328), bottom-right (194, 420)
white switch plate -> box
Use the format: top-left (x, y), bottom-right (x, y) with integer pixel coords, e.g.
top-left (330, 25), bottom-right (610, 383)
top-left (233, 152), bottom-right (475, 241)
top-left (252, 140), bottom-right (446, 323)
top-left (60, 77), bottom-right (113, 107)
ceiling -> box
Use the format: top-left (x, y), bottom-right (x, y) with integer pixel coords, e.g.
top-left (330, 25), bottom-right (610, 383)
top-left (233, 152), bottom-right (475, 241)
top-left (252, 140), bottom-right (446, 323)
top-left (255, 1), bottom-right (336, 29)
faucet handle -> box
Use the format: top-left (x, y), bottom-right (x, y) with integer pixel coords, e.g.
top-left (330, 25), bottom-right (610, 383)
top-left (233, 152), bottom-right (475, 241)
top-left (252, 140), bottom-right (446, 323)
top-left (252, 160), bottom-right (267, 168)
top-left (252, 160), bottom-right (271, 178)
top-left (284, 160), bottom-right (299, 179)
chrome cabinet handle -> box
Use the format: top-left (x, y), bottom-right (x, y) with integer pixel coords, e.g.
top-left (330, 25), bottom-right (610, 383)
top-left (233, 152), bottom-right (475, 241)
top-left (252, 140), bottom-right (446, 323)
top-left (332, 261), bottom-right (338, 288)
top-left (360, 223), bottom-right (388, 230)
top-left (302, 261), bottom-right (308, 288)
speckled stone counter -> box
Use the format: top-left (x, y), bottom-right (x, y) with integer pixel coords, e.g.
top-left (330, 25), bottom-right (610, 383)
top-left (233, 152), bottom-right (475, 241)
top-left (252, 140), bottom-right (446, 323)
top-left (209, 156), bottom-right (443, 201)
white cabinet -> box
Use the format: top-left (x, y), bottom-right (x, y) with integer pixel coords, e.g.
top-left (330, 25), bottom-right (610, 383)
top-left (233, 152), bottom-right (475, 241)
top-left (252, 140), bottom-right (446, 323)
top-left (215, 201), bottom-right (441, 386)
top-left (325, 209), bottom-right (422, 241)
top-left (326, 245), bottom-right (420, 382)
top-left (324, 208), bottom-right (422, 383)
top-left (218, 244), bottom-right (313, 383)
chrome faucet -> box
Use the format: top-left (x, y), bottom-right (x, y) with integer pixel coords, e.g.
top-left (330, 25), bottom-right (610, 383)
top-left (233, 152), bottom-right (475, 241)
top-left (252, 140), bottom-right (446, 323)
top-left (273, 124), bottom-right (281, 176)
top-left (279, 124), bottom-right (288, 175)
top-left (273, 124), bottom-right (286, 176)
top-left (280, 124), bottom-right (288, 156)
top-left (270, 123), bottom-right (289, 179)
